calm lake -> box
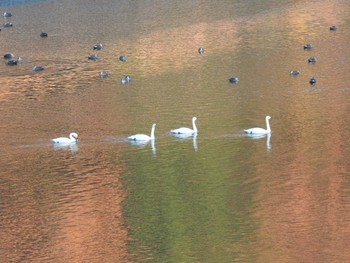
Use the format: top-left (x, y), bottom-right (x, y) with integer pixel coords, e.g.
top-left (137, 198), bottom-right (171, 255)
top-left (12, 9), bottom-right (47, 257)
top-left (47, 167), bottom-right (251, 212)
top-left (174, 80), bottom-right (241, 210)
top-left (1, 0), bottom-right (350, 262)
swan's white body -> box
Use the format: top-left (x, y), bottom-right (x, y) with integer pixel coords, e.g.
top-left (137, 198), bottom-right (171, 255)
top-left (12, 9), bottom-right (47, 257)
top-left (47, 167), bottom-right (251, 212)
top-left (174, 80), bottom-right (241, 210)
top-left (171, 117), bottom-right (197, 135)
top-left (244, 116), bottom-right (271, 135)
top-left (128, 124), bottom-right (156, 141)
top-left (52, 132), bottom-right (78, 144)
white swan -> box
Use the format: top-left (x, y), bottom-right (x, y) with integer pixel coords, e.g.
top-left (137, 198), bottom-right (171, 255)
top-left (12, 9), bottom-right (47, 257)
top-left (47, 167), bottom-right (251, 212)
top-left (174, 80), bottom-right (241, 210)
top-left (171, 117), bottom-right (198, 135)
top-left (52, 132), bottom-right (78, 144)
top-left (244, 116), bottom-right (271, 135)
top-left (128, 123), bottom-right (156, 141)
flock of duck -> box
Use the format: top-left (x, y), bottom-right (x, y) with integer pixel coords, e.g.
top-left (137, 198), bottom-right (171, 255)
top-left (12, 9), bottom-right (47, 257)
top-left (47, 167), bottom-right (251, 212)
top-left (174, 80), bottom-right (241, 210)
top-left (1, 11), bottom-right (336, 147)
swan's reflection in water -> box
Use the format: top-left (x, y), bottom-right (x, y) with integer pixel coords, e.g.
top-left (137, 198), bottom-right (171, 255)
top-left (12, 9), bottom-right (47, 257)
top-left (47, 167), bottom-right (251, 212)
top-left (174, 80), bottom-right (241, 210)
top-left (128, 139), bottom-right (156, 156)
top-left (246, 133), bottom-right (271, 151)
top-left (171, 133), bottom-right (198, 152)
top-left (52, 142), bottom-right (79, 154)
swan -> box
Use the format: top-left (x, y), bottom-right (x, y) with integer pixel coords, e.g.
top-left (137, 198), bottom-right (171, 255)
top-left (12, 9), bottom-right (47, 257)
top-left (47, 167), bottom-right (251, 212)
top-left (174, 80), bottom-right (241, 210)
top-left (244, 116), bottom-right (271, 135)
top-left (128, 123), bottom-right (156, 141)
top-left (52, 132), bottom-right (78, 144)
top-left (171, 117), bottom-right (198, 135)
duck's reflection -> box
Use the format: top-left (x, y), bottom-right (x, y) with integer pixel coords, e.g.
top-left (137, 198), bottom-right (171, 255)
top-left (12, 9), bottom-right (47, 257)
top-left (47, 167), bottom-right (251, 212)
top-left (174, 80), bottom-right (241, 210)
top-left (171, 133), bottom-right (198, 152)
top-left (246, 133), bottom-right (271, 151)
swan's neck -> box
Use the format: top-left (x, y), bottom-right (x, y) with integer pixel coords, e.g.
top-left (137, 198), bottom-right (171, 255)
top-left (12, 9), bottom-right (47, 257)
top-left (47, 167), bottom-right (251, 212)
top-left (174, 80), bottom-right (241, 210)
top-left (150, 126), bottom-right (156, 139)
top-left (192, 119), bottom-right (198, 133)
top-left (69, 133), bottom-right (76, 141)
top-left (266, 118), bottom-right (271, 133)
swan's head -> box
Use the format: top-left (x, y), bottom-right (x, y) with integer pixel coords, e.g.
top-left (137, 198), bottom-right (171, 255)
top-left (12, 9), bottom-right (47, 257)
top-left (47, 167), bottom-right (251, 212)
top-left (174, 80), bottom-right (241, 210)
top-left (152, 124), bottom-right (157, 128)
top-left (192, 117), bottom-right (197, 121)
top-left (70, 132), bottom-right (78, 140)
top-left (266, 116), bottom-right (271, 120)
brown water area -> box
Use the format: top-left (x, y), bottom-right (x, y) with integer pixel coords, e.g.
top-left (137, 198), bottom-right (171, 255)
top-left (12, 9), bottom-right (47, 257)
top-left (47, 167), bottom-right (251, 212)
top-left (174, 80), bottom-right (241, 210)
top-left (1, 0), bottom-right (350, 262)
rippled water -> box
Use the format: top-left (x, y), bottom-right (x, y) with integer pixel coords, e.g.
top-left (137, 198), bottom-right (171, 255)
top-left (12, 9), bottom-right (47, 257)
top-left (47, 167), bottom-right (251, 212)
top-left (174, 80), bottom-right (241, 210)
top-left (1, 0), bottom-right (350, 262)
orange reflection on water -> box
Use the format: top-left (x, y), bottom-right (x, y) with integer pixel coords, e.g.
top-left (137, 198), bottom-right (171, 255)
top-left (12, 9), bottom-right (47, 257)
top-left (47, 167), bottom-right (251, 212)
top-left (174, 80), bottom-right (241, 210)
top-left (0, 147), bottom-right (129, 263)
top-left (134, 20), bottom-right (241, 76)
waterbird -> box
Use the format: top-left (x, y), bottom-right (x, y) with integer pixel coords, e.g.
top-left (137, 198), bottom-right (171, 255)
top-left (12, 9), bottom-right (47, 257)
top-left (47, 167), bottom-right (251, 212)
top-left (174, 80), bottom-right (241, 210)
top-left (52, 132), bottom-right (78, 144)
top-left (309, 77), bottom-right (316, 85)
top-left (128, 123), bottom-right (156, 141)
top-left (304, 43), bottom-right (312, 50)
top-left (88, 54), bottom-right (98, 61)
top-left (40, 32), bottom-right (48, 37)
top-left (4, 22), bottom-right (13, 27)
top-left (119, 55), bottom-right (126, 62)
top-left (171, 117), bottom-right (198, 135)
top-left (3, 12), bottom-right (12, 17)
top-left (308, 57), bottom-right (317, 64)
top-left (121, 75), bottom-right (131, 84)
top-left (4, 53), bottom-right (14, 59)
top-left (228, 77), bottom-right (239, 84)
top-left (329, 25), bottom-right (337, 31)
top-left (290, 70), bottom-right (300, 76)
top-left (244, 116), bottom-right (271, 135)
top-left (198, 47), bottom-right (204, 54)
top-left (33, 66), bottom-right (44, 71)
top-left (93, 43), bottom-right (103, 50)
top-left (5, 59), bottom-right (17, 66)
top-left (100, 71), bottom-right (108, 79)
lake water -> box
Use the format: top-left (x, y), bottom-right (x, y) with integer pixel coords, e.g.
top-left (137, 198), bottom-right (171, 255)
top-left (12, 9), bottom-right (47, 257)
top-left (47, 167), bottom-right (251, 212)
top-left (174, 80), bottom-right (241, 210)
top-left (1, 0), bottom-right (350, 262)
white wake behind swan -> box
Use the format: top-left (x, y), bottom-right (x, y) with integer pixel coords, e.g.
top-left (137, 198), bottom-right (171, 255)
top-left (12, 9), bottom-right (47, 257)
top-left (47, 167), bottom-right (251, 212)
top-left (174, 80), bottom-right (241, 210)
top-left (128, 123), bottom-right (156, 141)
top-left (171, 117), bottom-right (198, 135)
top-left (244, 116), bottom-right (271, 135)
top-left (52, 132), bottom-right (78, 144)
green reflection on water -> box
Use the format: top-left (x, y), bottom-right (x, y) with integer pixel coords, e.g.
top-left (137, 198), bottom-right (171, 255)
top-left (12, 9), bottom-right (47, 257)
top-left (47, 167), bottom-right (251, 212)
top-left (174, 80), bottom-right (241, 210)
top-left (122, 138), bottom-right (260, 262)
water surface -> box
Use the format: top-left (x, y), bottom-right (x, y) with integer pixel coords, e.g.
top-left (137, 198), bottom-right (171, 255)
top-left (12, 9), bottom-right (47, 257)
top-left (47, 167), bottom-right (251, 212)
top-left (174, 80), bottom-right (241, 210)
top-left (1, 0), bottom-right (350, 262)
